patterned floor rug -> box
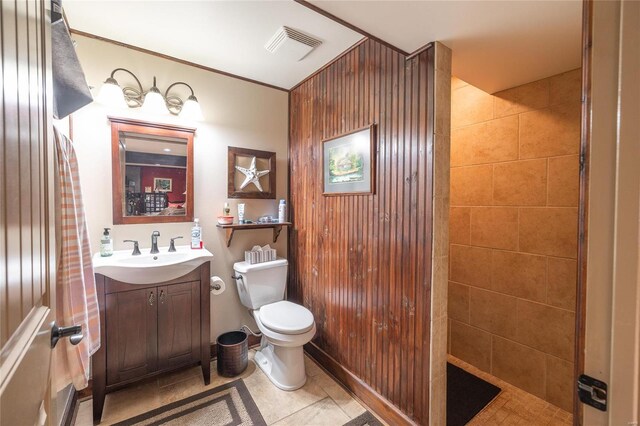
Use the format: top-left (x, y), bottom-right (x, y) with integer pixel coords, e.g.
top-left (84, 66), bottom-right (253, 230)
top-left (112, 380), bottom-right (266, 426)
top-left (343, 411), bottom-right (384, 426)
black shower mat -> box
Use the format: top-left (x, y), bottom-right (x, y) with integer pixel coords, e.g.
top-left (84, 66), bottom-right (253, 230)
top-left (447, 362), bottom-right (501, 425)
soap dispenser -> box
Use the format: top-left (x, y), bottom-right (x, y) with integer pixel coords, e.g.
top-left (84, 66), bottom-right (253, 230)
top-left (100, 228), bottom-right (113, 257)
top-left (191, 218), bottom-right (203, 249)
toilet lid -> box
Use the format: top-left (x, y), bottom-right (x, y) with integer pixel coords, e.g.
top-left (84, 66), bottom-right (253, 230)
top-left (259, 301), bottom-right (315, 334)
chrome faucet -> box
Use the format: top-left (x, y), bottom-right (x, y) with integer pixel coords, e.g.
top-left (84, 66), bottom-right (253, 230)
top-left (150, 231), bottom-right (160, 254)
top-left (123, 240), bottom-right (141, 256)
top-left (168, 236), bottom-right (183, 252)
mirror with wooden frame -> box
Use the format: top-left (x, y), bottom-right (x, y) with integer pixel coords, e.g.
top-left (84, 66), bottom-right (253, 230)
top-left (109, 117), bottom-right (195, 224)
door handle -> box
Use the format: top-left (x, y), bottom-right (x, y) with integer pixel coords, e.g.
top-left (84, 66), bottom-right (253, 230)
top-left (51, 323), bottom-right (83, 348)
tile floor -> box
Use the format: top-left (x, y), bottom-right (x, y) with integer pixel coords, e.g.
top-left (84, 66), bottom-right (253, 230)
top-left (73, 350), bottom-right (573, 426)
top-left (73, 350), bottom-right (382, 426)
top-left (449, 356), bottom-right (574, 426)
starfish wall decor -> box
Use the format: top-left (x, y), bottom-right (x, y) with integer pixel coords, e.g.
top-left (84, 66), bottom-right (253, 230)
top-left (228, 146), bottom-right (276, 199)
top-left (235, 156), bottom-right (270, 192)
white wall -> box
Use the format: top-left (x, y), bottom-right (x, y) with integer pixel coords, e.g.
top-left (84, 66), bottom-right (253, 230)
top-left (70, 34), bottom-right (289, 342)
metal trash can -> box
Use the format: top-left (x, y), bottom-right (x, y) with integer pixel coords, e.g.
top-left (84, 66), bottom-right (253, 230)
top-left (216, 331), bottom-right (248, 377)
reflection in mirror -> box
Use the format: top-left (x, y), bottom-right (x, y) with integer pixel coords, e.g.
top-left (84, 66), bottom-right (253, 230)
top-left (120, 132), bottom-right (188, 217)
top-left (109, 117), bottom-right (195, 225)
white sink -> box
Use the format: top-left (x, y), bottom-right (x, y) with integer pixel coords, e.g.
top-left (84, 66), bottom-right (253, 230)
top-left (92, 245), bottom-right (213, 284)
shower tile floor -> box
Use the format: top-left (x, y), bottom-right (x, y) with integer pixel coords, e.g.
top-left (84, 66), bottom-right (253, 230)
top-left (450, 355), bottom-right (573, 425)
top-left (73, 349), bottom-right (386, 426)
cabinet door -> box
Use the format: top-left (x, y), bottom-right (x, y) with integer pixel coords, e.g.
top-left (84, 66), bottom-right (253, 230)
top-left (157, 281), bottom-right (200, 370)
top-left (106, 287), bottom-right (158, 385)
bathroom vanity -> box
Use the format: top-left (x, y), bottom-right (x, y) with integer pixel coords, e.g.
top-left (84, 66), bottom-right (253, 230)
top-left (89, 117), bottom-right (212, 423)
top-left (91, 261), bottom-right (211, 423)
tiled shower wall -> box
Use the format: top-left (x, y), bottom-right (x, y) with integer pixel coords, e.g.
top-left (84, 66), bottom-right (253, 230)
top-left (447, 70), bottom-right (581, 412)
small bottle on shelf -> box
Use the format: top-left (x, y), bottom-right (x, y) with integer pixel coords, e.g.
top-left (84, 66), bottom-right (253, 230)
top-left (278, 199), bottom-right (287, 223)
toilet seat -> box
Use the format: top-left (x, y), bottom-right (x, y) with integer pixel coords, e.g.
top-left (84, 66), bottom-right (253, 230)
top-left (259, 301), bottom-right (314, 335)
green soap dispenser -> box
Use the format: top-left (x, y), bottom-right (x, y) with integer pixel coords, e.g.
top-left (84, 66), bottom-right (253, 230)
top-left (100, 228), bottom-right (113, 257)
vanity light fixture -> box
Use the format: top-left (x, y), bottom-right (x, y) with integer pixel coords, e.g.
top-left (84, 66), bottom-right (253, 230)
top-left (165, 82), bottom-right (204, 121)
top-left (97, 68), bottom-right (203, 120)
top-left (140, 77), bottom-right (168, 116)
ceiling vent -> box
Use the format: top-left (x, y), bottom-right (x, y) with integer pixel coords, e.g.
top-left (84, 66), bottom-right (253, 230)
top-left (265, 26), bottom-right (322, 61)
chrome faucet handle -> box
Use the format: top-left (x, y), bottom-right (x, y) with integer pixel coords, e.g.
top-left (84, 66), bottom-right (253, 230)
top-left (168, 236), bottom-right (183, 252)
top-left (123, 240), bottom-right (141, 256)
top-left (150, 231), bottom-right (160, 254)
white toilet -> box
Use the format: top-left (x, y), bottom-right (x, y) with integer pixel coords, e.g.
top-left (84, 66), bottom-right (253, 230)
top-left (233, 258), bottom-right (316, 390)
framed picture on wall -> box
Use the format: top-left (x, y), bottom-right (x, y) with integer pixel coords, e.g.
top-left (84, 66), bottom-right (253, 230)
top-left (323, 124), bottom-right (376, 196)
top-left (227, 146), bottom-right (276, 199)
top-left (153, 177), bottom-right (172, 192)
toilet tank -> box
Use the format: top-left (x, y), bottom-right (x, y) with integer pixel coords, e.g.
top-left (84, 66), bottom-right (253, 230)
top-left (233, 258), bottom-right (288, 309)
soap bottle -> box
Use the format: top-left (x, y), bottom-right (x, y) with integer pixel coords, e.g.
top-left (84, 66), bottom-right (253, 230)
top-left (223, 202), bottom-right (230, 216)
top-left (191, 218), bottom-right (203, 249)
top-left (100, 228), bottom-right (113, 257)
top-left (278, 199), bottom-right (287, 223)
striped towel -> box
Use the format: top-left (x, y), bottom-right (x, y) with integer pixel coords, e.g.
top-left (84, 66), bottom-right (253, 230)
top-left (53, 126), bottom-right (100, 392)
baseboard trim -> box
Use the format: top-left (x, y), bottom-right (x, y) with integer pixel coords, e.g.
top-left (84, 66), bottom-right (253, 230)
top-left (60, 388), bottom-right (78, 426)
top-left (304, 342), bottom-right (417, 426)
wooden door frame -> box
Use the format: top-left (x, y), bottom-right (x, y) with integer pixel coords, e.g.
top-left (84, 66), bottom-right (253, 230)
top-left (574, 0), bottom-right (592, 422)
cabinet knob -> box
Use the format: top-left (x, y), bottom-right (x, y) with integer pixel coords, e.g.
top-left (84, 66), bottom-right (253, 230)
top-left (149, 291), bottom-right (155, 306)
top-left (159, 290), bottom-right (166, 304)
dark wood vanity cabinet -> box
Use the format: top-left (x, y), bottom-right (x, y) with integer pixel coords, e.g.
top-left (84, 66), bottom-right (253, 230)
top-left (93, 264), bottom-right (210, 424)
top-left (105, 287), bottom-right (158, 384)
top-left (157, 281), bottom-right (201, 370)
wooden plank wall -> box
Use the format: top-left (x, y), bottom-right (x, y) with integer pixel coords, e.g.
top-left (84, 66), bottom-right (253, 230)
top-left (288, 39), bottom-right (434, 424)
top-left (1, 0), bottom-right (50, 347)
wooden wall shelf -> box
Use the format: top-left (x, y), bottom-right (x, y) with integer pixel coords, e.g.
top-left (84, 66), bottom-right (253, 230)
top-left (216, 222), bottom-right (291, 247)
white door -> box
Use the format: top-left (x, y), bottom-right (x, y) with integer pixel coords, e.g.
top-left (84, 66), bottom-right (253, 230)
top-left (0, 1), bottom-right (57, 425)
top-left (581, 0), bottom-right (640, 424)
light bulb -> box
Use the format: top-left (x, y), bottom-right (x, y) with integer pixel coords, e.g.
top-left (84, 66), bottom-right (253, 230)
top-left (141, 87), bottom-right (169, 115)
top-left (180, 95), bottom-right (203, 121)
top-left (97, 77), bottom-right (127, 109)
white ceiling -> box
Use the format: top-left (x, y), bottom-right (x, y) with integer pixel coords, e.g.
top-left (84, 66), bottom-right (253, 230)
top-left (309, 0), bottom-right (583, 93)
top-left (65, 0), bottom-right (583, 93)
top-left (64, 0), bottom-right (364, 90)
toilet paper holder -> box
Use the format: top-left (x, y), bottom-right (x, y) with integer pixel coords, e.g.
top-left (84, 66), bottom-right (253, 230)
top-left (210, 276), bottom-right (226, 295)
